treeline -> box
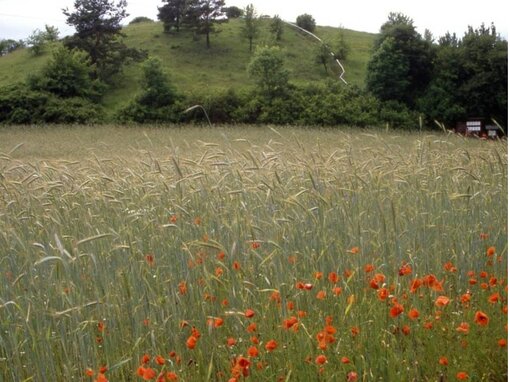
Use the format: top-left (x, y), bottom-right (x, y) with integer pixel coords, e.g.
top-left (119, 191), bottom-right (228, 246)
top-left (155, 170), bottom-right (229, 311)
top-left (0, 0), bottom-right (507, 130)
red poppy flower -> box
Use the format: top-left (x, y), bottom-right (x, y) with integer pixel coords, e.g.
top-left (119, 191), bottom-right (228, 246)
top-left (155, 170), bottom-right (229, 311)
top-left (486, 246), bottom-right (496, 256)
top-left (398, 262), bottom-right (412, 276)
top-left (341, 356), bottom-right (350, 364)
top-left (390, 303), bottom-right (404, 318)
top-left (155, 355), bottom-right (165, 366)
top-left (456, 322), bottom-right (470, 334)
top-left (435, 295), bottom-right (450, 307)
top-left (85, 368), bottom-right (94, 377)
top-left (364, 263), bottom-right (375, 273)
top-left (246, 323), bottom-right (257, 333)
top-left (247, 346), bottom-right (259, 357)
top-left (456, 371), bottom-right (468, 380)
top-left (315, 354), bottom-right (327, 365)
top-left (245, 309), bottom-right (255, 318)
top-left (408, 308), bottom-right (420, 320)
top-left (227, 337), bottom-right (236, 347)
top-left (377, 288), bottom-right (389, 301)
top-left (328, 272), bottom-right (339, 283)
top-left (316, 290), bottom-right (326, 300)
top-left (439, 356), bottom-right (448, 366)
top-left (474, 311), bottom-right (489, 326)
top-left (265, 339), bottom-right (278, 351)
top-left (347, 371), bottom-right (358, 381)
top-left (186, 335), bottom-right (198, 349)
top-left (142, 367), bottom-right (157, 381)
top-left (166, 372), bottom-right (178, 381)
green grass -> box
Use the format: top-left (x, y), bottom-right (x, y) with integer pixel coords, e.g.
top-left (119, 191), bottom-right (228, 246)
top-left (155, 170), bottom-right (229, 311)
top-left (0, 125), bottom-right (507, 381)
top-left (0, 19), bottom-right (376, 114)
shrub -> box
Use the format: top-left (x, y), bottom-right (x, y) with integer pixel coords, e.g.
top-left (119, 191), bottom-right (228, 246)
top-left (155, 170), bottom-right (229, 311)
top-left (129, 16), bottom-right (154, 24)
top-left (296, 14), bottom-right (316, 33)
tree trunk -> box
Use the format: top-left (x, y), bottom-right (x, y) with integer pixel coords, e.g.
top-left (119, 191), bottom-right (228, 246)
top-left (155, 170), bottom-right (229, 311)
top-left (249, 37), bottom-right (253, 52)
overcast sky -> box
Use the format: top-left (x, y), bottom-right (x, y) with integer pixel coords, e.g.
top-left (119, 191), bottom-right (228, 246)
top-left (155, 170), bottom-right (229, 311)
top-left (0, 0), bottom-right (508, 41)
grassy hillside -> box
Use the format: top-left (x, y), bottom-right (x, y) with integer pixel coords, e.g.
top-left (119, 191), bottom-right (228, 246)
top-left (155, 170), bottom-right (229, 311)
top-left (0, 19), bottom-right (376, 112)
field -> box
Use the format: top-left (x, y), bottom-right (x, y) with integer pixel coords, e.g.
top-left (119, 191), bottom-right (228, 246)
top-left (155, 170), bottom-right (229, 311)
top-left (0, 125), bottom-right (507, 381)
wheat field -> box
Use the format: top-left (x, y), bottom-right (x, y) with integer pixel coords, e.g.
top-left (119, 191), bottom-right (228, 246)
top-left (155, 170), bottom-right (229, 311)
top-left (0, 125), bottom-right (507, 381)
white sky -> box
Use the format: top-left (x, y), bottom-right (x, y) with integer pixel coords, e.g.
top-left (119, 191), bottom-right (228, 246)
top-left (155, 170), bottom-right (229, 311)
top-left (0, 0), bottom-right (508, 41)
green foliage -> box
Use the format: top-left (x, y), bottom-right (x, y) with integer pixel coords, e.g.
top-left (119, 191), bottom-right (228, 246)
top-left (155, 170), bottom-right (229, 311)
top-left (117, 57), bottom-right (181, 123)
top-left (224, 5), bottom-right (243, 19)
top-left (183, 0), bottom-right (226, 48)
top-left (296, 13), bottom-right (316, 33)
top-left (270, 15), bottom-right (284, 41)
top-left (28, 46), bottom-right (102, 100)
top-left (0, 83), bottom-right (102, 124)
top-left (366, 37), bottom-right (410, 102)
top-left (367, 13), bottom-right (433, 107)
top-left (458, 24), bottom-right (507, 125)
top-left (63, 0), bottom-right (146, 82)
top-left (378, 100), bottom-right (419, 129)
top-left (315, 43), bottom-right (331, 74)
top-left (43, 25), bottom-right (60, 42)
top-left (158, 0), bottom-right (186, 32)
top-left (26, 28), bottom-right (54, 56)
top-left (248, 45), bottom-right (289, 98)
top-left (241, 4), bottom-right (260, 52)
top-left (0, 84), bottom-right (48, 124)
top-left (418, 24), bottom-right (507, 128)
top-left (0, 39), bottom-right (25, 56)
top-left (333, 28), bottom-right (350, 60)
top-left (129, 16), bottom-right (154, 24)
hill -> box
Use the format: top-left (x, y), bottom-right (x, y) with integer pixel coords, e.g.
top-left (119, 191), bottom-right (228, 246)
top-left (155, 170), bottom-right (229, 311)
top-left (0, 18), bottom-right (376, 115)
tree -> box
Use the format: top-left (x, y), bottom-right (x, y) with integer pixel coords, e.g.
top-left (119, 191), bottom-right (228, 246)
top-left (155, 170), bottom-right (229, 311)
top-left (25, 29), bottom-right (48, 56)
top-left (366, 12), bottom-right (433, 107)
top-left (158, 0), bottom-right (186, 33)
top-left (0, 39), bottom-right (25, 56)
top-left (366, 37), bottom-right (410, 103)
top-left (419, 24), bottom-right (507, 127)
top-left (25, 25), bottom-right (59, 56)
top-left (315, 43), bottom-right (331, 74)
top-left (248, 45), bottom-right (289, 98)
top-left (224, 6), bottom-right (243, 19)
top-left (458, 23), bottom-right (507, 124)
top-left (296, 14), bottom-right (316, 33)
top-left (333, 28), bottom-right (350, 61)
top-left (118, 57), bottom-right (181, 122)
top-left (44, 25), bottom-right (60, 41)
top-left (63, 0), bottom-right (145, 81)
top-left (28, 46), bottom-right (102, 100)
top-left (184, 0), bottom-right (226, 48)
top-left (241, 4), bottom-right (260, 52)
top-left (270, 15), bottom-right (284, 41)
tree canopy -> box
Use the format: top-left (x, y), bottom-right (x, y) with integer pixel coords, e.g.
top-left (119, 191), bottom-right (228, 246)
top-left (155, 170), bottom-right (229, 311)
top-left (63, 0), bottom-right (145, 81)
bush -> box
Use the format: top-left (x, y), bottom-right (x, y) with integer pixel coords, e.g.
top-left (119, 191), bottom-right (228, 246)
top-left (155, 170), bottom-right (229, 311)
top-left (42, 97), bottom-right (103, 123)
top-left (129, 16), bottom-right (154, 24)
top-left (0, 85), bottom-right (48, 124)
top-left (28, 46), bottom-right (104, 101)
top-left (117, 57), bottom-right (182, 123)
top-left (296, 14), bottom-right (316, 33)
top-left (0, 83), bottom-right (102, 124)
top-left (378, 100), bottom-right (419, 129)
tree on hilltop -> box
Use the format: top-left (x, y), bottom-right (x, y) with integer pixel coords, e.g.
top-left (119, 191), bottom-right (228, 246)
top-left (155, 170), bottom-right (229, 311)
top-left (296, 14), bottom-right (316, 33)
top-left (241, 4), bottom-right (260, 51)
top-left (184, 0), bottom-right (226, 49)
top-left (63, 0), bottom-right (146, 82)
top-left (158, 0), bottom-right (186, 33)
